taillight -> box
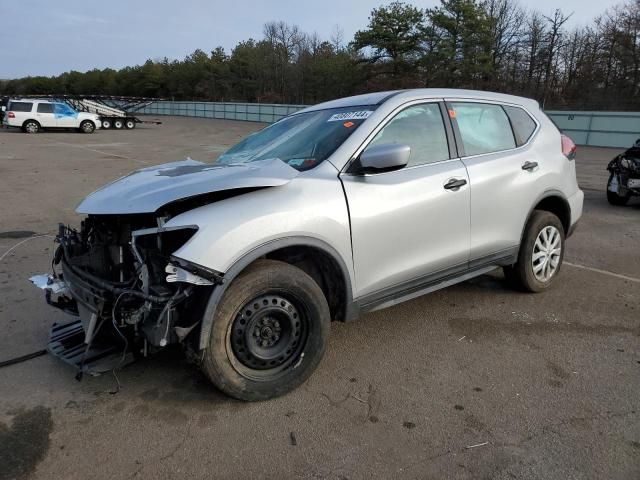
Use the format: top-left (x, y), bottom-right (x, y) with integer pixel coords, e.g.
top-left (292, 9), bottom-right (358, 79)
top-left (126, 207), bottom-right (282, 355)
top-left (7, 112), bottom-right (15, 118)
top-left (561, 134), bottom-right (576, 160)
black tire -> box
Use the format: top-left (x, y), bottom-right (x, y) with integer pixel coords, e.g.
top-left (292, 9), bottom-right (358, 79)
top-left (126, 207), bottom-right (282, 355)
top-left (606, 173), bottom-right (630, 206)
top-left (23, 120), bottom-right (40, 134)
top-left (79, 120), bottom-right (95, 134)
top-left (102, 119), bottom-right (112, 129)
top-left (113, 119), bottom-right (124, 129)
top-left (504, 210), bottom-right (565, 293)
top-left (201, 259), bottom-right (330, 401)
top-left (124, 118), bottom-right (136, 129)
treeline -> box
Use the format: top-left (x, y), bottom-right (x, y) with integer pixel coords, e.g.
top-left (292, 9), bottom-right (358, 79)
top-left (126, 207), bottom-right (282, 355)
top-left (2, 0), bottom-right (639, 110)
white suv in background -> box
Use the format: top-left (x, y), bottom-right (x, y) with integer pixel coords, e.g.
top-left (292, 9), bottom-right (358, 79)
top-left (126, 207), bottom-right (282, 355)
top-left (5, 99), bottom-right (101, 133)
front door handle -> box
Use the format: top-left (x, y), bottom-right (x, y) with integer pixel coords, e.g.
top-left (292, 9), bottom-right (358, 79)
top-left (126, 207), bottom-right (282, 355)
top-left (444, 178), bottom-right (467, 190)
top-left (522, 161), bottom-right (538, 171)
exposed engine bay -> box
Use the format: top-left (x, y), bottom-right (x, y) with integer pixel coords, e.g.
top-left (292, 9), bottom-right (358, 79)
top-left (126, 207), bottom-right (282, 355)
top-left (33, 215), bottom-right (218, 375)
top-left (28, 157), bottom-right (301, 377)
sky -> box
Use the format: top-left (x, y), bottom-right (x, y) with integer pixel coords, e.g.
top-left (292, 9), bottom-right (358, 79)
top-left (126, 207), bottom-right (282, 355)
top-left (0, 0), bottom-right (624, 79)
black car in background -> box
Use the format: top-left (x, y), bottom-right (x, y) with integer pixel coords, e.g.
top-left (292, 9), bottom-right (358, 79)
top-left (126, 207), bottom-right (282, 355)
top-left (0, 97), bottom-right (8, 125)
top-left (607, 139), bottom-right (640, 205)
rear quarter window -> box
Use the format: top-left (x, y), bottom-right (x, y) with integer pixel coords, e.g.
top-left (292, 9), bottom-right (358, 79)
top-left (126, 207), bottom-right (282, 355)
top-left (504, 106), bottom-right (537, 146)
top-left (9, 102), bottom-right (33, 112)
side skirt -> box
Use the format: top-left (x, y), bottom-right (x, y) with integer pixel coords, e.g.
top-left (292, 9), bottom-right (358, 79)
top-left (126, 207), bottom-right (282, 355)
top-left (355, 248), bottom-right (518, 314)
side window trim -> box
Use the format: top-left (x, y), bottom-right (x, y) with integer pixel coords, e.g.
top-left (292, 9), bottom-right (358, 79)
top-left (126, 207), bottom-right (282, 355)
top-left (344, 99), bottom-right (453, 174)
top-left (445, 101), bottom-right (466, 158)
top-left (445, 99), bottom-right (540, 158)
top-left (439, 102), bottom-right (459, 159)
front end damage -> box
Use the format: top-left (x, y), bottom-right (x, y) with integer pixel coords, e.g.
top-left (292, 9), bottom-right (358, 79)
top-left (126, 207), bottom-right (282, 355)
top-left (607, 141), bottom-right (640, 199)
top-left (32, 215), bottom-right (219, 376)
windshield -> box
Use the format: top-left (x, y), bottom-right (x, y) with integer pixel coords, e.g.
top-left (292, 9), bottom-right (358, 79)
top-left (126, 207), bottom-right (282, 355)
top-left (216, 106), bottom-right (376, 171)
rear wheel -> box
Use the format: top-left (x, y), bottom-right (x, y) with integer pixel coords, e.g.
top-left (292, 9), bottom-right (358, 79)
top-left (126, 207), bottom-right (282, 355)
top-left (606, 173), bottom-right (630, 206)
top-left (101, 119), bottom-right (112, 129)
top-left (201, 259), bottom-right (330, 401)
top-left (125, 118), bottom-right (136, 129)
top-left (113, 119), bottom-right (124, 129)
top-left (504, 210), bottom-right (565, 293)
top-left (23, 120), bottom-right (40, 134)
top-left (80, 120), bottom-right (95, 134)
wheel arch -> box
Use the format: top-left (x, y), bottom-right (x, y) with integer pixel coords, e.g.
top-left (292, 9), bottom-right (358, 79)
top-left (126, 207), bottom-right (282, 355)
top-left (22, 118), bottom-right (40, 129)
top-left (521, 190), bottom-right (571, 242)
top-left (195, 236), bottom-right (357, 351)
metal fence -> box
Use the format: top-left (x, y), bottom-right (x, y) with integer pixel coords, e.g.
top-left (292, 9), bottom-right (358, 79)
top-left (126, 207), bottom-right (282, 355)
top-left (135, 101), bottom-right (639, 149)
top-left (136, 101), bottom-right (306, 123)
top-left (545, 111), bottom-right (640, 148)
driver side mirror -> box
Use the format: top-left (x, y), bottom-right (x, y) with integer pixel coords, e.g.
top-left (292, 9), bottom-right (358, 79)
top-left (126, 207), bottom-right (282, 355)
top-left (358, 143), bottom-right (410, 173)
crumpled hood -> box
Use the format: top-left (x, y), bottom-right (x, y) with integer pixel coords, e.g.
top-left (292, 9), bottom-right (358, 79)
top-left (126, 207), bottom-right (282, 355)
top-left (76, 158), bottom-right (299, 214)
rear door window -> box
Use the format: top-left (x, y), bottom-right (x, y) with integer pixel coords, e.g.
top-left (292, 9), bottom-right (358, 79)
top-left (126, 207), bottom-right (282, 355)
top-left (37, 103), bottom-right (54, 114)
top-left (450, 102), bottom-right (516, 156)
top-left (503, 106), bottom-right (537, 146)
top-left (9, 102), bottom-right (33, 112)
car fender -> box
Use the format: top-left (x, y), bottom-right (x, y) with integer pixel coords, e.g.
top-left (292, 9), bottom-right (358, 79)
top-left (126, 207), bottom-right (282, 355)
top-left (161, 167), bottom-right (355, 349)
top-left (191, 235), bottom-right (356, 350)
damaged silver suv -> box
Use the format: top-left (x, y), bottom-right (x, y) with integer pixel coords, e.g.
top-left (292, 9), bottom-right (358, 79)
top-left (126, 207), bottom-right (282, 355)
top-left (32, 89), bottom-right (583, 400)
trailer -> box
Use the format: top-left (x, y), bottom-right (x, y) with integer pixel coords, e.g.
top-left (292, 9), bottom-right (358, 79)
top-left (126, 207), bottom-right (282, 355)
top-left (9, 95), bottom-right (163, 130)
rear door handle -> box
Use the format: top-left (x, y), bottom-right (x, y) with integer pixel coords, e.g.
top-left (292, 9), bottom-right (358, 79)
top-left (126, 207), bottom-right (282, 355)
top-left (522, 161), bottom-right (538, 171)
top-left (444, 178), bottom-right (467, 190)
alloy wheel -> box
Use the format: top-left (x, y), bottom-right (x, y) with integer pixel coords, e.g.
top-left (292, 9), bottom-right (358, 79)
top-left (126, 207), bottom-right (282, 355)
top-left (532, 225), bottom-right (562, 282)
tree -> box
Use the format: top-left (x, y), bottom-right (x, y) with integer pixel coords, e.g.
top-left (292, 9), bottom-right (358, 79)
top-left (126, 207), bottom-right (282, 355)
top-left (353, 1), bottom-right (425, 78)
top-left (423, 0), bottom-right (493, 88)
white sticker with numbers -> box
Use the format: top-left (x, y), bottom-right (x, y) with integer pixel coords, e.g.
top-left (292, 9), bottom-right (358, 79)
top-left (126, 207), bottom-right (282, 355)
top-left (327, 111), bottom-right (373, 122)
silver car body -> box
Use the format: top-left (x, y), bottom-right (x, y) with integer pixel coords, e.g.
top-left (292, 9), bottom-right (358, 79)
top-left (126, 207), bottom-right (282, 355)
top-left (73, 89), bottom-right (584, 348)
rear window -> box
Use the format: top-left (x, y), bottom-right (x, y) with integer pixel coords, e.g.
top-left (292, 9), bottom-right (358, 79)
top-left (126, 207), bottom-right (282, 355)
top-left (37, 103), bottom-right (54, 114)
top-left (504, 106), bottom-right (537, 146)
top-left (9, 102), bottom-right (33, 112)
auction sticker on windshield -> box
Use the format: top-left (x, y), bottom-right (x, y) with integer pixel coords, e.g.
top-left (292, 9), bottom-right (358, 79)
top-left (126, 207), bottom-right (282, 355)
top-left (327, 111), bottom-right (373, 122)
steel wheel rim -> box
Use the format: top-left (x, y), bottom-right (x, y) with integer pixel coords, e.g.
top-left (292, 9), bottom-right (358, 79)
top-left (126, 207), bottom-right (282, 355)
top-left (230, 293), bottom-right (308, 379)
top-left (532, 225), bottom-right (561, 282)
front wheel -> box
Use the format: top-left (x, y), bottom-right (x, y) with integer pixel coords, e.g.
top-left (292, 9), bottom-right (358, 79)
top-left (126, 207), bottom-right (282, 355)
top-left (201, 259), bottom-right (330, 401)
top-left (80, 120), bottom-right (95, 134)
top-left (504, 210), bottom-right (565, 293)
top-left (606, 173), bottom-right (630, 206)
